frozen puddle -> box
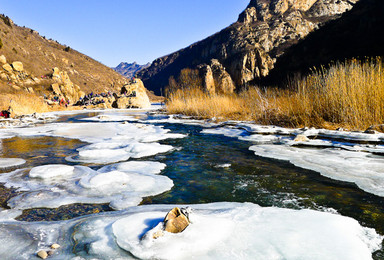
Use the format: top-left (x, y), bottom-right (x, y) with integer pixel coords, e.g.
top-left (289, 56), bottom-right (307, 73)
top-left (0, 162), bottom-right (172, 210)
top-left (202, 125), bottom-right (384, 197)
top-left (0, 202), bottom-right (381, 259)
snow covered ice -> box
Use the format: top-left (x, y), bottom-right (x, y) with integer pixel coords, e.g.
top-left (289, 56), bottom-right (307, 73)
top-left (0, 158), bottom-right (26, 168)
top-left (0, 163), bottom-right (173, 210)
top-left (0, 202), bottom-right (381, 260)
top-left (0, 111), bottom-right (383, 259)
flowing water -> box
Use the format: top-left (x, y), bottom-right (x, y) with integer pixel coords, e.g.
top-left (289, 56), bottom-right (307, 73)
top-left (0, 110), bottom-right (383, 259)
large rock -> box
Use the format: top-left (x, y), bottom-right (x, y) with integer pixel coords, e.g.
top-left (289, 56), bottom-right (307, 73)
top-left (11, 61), bottom-right (24, 72)
top-left (138, 0), bottom-right (359, 95)
top-left (199, 59), bottom-right (236, 94)
top-left (114, 79), bottom-right (151, 108)
top-left (2, 63), bottom-right (13, 73)
top-left (50, 67), bottom-right (83, 104)
top-left (0, 55), bottom-right (6, 64)
top-left (163, 207), bottom-right (190, 233)
top-left (51, 83), bottom-right (62, 96)
top-left (199, 65), bottom-right (216, 94)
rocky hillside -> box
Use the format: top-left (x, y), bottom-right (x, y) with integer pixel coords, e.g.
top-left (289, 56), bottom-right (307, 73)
top-left (138, 0), bottom-right (359, 95)
top-left (0, 15), bottom-right (130, 94)
top-left (114, 62), bottom-right (150, 78)
top-left (267, 0), bottom-right (384, 83)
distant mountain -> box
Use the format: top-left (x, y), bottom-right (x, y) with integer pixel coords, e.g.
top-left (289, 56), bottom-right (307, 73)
top-left (114, 62), bottom-right (150, 78)
top-left (137, 0), bottom-right (359, 95)
top-left (0, 14), bottom-right (131, 94)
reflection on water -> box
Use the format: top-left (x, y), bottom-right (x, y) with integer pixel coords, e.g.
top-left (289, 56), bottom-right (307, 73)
top-left (0, 136), bottom-right (84, 170)
top-left (0, 112), bottom-right (383, 257)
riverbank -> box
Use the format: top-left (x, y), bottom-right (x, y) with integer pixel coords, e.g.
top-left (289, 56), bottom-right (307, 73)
top-left (166, 59), bottom-right (384, 132)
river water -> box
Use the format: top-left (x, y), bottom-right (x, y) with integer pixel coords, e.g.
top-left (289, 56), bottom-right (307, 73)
top-left (0, 109), bottom-right (383, 259)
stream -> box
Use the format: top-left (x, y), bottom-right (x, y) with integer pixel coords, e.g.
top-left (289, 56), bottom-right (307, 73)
top-left (0, 109), bottom-right (383, 259)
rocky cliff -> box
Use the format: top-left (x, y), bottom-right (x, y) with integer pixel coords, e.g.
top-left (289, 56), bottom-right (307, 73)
top-left (266, 0), bottom-right (384, 83)
top-left (114, 62), bottom-right (151, 78)
top-left (138, 0), bottom-right (359, 95)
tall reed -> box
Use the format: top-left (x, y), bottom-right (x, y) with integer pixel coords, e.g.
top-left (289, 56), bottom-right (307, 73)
top-left (166, 58), bottom-right (384, 130)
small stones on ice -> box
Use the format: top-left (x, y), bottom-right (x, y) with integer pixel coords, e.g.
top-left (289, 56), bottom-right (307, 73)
top-left (37, 250), bottom-right (48, 259)
top-left (50, 244), bottom-right (60, 249)
top-left (37, 244), bottom-right (60, 259)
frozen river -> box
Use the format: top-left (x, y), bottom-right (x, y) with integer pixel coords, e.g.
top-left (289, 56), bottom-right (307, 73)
top-left (0, 107), bottom-right (383, 259)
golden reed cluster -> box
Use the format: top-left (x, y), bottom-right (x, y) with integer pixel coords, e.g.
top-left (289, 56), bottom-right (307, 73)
top-left (166, 59), bottom-right (384, 130)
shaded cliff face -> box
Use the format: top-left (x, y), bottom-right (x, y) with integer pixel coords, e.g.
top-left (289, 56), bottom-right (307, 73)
top-left (266, 0), bottom-right (384, 83)
top-left (138, 0), bottom-right (359, 95)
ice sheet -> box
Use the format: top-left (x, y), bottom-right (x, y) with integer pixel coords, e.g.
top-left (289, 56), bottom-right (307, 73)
top-left (0, 158), bottom-right (26, 168)
top-left (82, 114), bottom-right (139, 122)
top-left (68, 141), bottom-right (174, 164)
top-left (0, 202), bottom-right (380, 259)
top-left (0, 164), bottom-right (173, 210)
top-left (250, 145), bottom-right (384, 197)
top-left (98, 161), bottom-right (166, 174)
top-left (201, 128), bottom-right (248, 138)
top-left (0, 121), bottom-right (185, 164)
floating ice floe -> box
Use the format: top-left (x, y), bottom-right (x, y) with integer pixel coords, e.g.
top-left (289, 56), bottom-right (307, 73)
top-left (82, 114), bottom-right (140, 122)
top-left (0, 158), bottom-right (26, 168)
top-left (202, 128), bottom-right (248, 138)
top-left (0, 163), bottom-right (173, 210)
top-left (0, 202), bottom-right (381, 259)
top-left (143, 114), bottom-right (219, 127)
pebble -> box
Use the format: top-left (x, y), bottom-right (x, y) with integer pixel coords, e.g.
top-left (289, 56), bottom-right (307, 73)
top-left (51, 243), bottom-right (61, 249)
top-left (37, 250), bottom-right (48, 259)
top-left (294, 134), bottom-right (309, 142)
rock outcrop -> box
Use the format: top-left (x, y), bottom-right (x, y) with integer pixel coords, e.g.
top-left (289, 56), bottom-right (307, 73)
top-left (198, 59), bottom-right (235, 94)
top-left (49, 67), bottom-right (84, 104)
top-left (0, 59), bottom-right (40, 91)
top-left (138, 0), bottom-right (359, 95)
top-left (113, 79), bottom-right (151, 109)
top-left (266, 0), bottom-right (384, 83)
top-left (0, 14), bottom-right (142, 95)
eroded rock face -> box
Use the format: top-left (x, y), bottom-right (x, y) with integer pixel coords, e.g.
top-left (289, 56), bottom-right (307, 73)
top-left (112, 79), bottom-right (151, 109)
top-left (138, 0), bottom-right (359, 94)
top-left (50, 67), bottom-right (82, 104)
top-left (199, 59), bottom-right (236, 94)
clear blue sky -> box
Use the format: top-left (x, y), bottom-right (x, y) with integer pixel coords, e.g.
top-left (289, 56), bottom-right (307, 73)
top-left (0, 0), bottom-right (249, 67)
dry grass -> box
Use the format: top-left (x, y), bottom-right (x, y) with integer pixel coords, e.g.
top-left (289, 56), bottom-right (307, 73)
top-left (166, 59), bottom-right (384, 130)
top-left (0, 93), bottom-right (50, 115)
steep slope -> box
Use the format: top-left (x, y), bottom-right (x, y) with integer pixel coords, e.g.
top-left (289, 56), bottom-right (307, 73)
top-left (114, 62), bottom-right (150, 78)
top-left (267, 0), bottom-right (384, 83)
top-left (138, 0), bottom-right (359, 95)
top-left (0, 15), bottom-right (129, 94)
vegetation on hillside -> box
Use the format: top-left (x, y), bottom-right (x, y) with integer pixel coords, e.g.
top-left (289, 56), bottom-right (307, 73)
top-left (166, 59), bottom-right (384, 131)
top-left (0, 14), bottom-right (128, 95)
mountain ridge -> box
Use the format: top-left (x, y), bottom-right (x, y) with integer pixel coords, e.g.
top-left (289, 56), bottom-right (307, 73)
top-left (114, 62), bottom-right (150, 79)
top-left (137, 0), bottom-right (359, 95)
